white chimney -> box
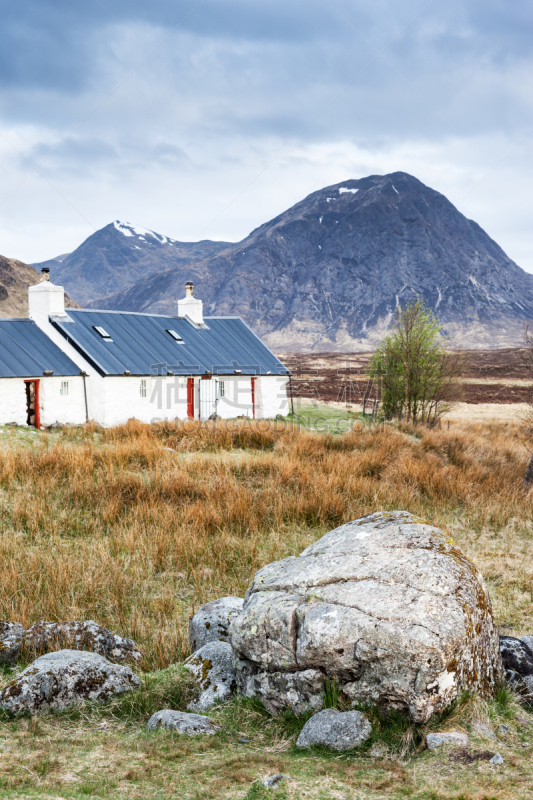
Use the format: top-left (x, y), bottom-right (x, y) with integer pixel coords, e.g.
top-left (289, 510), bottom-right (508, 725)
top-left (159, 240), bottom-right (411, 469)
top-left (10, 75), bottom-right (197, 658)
top-left (178, 281), bottom-right (203, 325)
top-left (28, 269), bottom-right (68, 329)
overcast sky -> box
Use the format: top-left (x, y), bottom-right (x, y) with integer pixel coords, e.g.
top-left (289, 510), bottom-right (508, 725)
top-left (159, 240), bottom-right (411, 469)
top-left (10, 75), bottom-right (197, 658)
top-left (1, 0), bottom-right (533, 270)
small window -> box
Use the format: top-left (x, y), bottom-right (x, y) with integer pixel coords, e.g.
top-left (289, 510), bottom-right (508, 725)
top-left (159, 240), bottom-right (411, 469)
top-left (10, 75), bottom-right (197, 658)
top-left (219, 380), bottom-right (225, 397)
top-left (93, 325), bottom-right (113, 342)
top-left (166, 329), bottom-right (183, 342)
top-left (140, 379), bottom-right (147, 398)
top-left (60, 381), bottom-right (69, 396)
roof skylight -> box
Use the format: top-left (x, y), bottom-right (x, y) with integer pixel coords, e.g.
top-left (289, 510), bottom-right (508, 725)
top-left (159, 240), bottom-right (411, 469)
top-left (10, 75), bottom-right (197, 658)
top-left (93, 325), bottom-right (113, 342)
top-left (166, 329), bottom-right (184, 342)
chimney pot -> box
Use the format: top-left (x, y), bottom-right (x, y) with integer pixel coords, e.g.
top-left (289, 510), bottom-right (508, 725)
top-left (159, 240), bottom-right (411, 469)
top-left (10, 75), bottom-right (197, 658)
top-left (178, 281), bottom-right (203, 324)
top-left (41, 268), bottom-right (50, 282)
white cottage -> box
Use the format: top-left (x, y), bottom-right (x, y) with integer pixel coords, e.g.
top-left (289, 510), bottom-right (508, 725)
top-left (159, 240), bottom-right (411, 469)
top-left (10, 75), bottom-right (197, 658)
top-left (0, 318), bottom-right (87, 427)
top-left (6, 270), bottom-right (289, 428)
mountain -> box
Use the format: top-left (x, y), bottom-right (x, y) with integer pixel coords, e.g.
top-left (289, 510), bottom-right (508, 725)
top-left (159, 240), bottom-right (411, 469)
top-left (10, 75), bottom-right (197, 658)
top-left (0, 255), bottom-right (78, 318)
top-left (36, 173), bottom-right (533, 350)
top-left (33, 221), bottom-right (231, 306)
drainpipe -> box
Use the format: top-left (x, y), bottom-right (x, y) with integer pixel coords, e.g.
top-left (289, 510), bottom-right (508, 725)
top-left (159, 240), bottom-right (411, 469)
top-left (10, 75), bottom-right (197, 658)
top-left (80, 371), bottom-right (89, 422)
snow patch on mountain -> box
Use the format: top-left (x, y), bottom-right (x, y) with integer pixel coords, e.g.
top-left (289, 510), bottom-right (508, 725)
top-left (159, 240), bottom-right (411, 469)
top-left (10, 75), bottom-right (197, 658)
top-left (113, 221), bottom-right (176, 246)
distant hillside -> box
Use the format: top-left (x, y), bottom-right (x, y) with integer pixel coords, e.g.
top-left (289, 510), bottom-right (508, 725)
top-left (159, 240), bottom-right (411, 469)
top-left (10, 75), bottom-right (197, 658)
top-left (0, 256), bottom-right (78, 318)
top-left (33, 222), bottom-right (231, 306)
top-left (84, 173), bottom-right (533, 350)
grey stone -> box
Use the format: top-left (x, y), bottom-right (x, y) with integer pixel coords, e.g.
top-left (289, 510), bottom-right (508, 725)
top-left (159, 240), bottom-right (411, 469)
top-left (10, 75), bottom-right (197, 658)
top-left (500, 725), bottom-right (510, 734)
top-left (0, 622), bottom-right (25, 665)
top-left (231, 511), bottom-right (504, 723)
top-left (234, 658), bottom-right (324, 716)
top-left (146, 709), bottom-right (221, 735)
top-left (296, 708), bottom-right (371, 752)
top-left (24, 620), bottom-right (142, 664)
top-left (521, 635), bottom-right (533, 654)
top-left (262, 774), bottom-right (291, 789)
top-left (0, 649), bottom-right (140, 714)
top-left (426, 731), bottom-right (469, 750)
top-left (490, 752), bottom-right (504, 764)
top-left (188, 597), bottom-right (243, 652)
top-left (500, 636), bottom-right (533, 679)
top-left (472, 720), bottom-right (496, 740)
top-left (184, 641), bottom-right (236, 711)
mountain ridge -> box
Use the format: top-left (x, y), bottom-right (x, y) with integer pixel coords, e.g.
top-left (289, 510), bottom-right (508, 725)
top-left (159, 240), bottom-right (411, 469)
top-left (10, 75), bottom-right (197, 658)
top-left (36, 173), bottom-right (533, 350)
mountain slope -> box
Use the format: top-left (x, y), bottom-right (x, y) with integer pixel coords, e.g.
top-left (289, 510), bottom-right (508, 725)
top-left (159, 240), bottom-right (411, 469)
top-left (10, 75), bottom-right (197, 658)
top-left (85, 172), bottom-right (533, 350)
top-left (0, 256), bottom-right (78, 318)
top-left (33, 221), bottom-right (231, 306)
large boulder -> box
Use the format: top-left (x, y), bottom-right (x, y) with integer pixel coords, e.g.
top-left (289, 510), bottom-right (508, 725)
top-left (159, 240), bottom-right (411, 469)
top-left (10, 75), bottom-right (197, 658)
top-left (24, 620), bottom-right (142, 663)
top-left (0, 622), bottom-right (25, 665)
top-left (0, 649), bottom-right (140, 714)
top-left (296, 708), bottom-right (372, 751)
top-left (184, 641), bottom-right (236, 711)
top-left (231, 511), bottom-right (504, 722)
top-left (189, 597), bottom-right (244, 653)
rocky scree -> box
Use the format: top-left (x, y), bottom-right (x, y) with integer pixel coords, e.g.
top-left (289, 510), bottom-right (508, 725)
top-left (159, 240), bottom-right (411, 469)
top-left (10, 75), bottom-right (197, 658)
top-left (296, 708), bottom-right (372, 751)
top-left (0, 649), bottom-right (140, 714)
top-left (23, 620), bottom-right (141, 663)
top-left (231, 511), bottom-right (504, 722)
top-left (188, 597), bottom-right (243, 652)
top-left (147, 710), bottom-right (221, 735)
top-left (0, 622), bottom-right (25, 665)
top-left (500, 636), bottom-right (533, 704)
top-left (184, 640), bottom-right (236, 711)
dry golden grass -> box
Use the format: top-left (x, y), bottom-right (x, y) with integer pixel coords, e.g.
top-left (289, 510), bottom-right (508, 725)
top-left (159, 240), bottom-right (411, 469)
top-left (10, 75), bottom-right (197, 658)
top-left (0, 417), bottom-right (532, 670)
top-left (2, 417), bottom-right (533, 799)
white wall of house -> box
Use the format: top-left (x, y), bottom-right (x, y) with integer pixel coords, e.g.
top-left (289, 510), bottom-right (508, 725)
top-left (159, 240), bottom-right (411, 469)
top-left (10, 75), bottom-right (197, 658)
top-left (0, 376), bottom-right (87, 427)
top-left (255, 376), bottom-right (290, 419)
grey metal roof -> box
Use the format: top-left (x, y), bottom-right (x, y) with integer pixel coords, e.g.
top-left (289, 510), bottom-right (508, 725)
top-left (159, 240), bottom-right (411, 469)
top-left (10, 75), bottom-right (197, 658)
top-left (0, 319), bottom-right (81, 378)
top-left (51, 310), bottom-right (289, 377)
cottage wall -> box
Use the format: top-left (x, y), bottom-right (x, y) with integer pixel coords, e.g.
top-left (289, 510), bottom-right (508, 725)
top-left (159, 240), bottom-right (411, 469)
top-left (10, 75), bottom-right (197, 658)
top-left (0, 376), bottom-right (87, 427)
top-left (255, 376), bottom-right (290, 419)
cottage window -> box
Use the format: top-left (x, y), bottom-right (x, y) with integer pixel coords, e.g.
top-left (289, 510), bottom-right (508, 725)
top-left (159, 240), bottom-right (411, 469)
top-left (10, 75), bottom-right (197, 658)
top-left (140, 379), bottom-right (147, 398)
top-left (60, 381), bottom-right (69, 396)
top-left (219, 380), bottom-right (225, 397)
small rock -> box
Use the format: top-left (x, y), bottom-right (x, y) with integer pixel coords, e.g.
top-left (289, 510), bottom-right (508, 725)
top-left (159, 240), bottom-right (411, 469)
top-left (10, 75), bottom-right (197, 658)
top-left (296, 708), bottom-right (371, 752)
top-left (0, 622), bottom-right (25, 665)
top-left (238, 737), bottom-right (250, 743)
top-left (500, 636), bottom-right (533, 681)
top-left (426, 731), bottom-right (469, 750)
top-left (369, 742), bottom-right (388, 758)
top-left (262, 774), bottom-right (291, 789)
top-left (147, 710), bottom-right (221, 735)
top-left (522, 742), bottom-right (530, 747)
top-left (0, 649), bottom-right (140, 714)
top-left (516, 716), bottom-right (532, 725)
top-left (490, 752), bottom-right (504, 764)
top-left (500, 725), bottom-right (510, 734)
top-left (185, 641), bottom-right (236, 711)
top-left (24, 620), bottom-right (142, 663)
top-left (189, 597), bottom-right (244, 652)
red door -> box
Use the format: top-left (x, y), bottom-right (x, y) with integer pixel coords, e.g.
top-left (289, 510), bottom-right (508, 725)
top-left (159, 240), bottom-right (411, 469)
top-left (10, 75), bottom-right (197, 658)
top-left (24, 380), bottom-right (40, 429)
top-left (251, 377), bottom-right (256, 419)
top-left (187, 378), bottom-right (195, 419)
